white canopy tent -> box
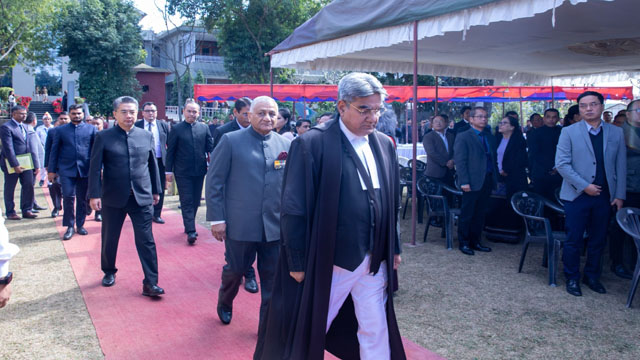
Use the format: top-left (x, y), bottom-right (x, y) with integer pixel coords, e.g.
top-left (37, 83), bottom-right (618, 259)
top-left (271, 0), bottom-right (640, 85)
top-left (269, 0), bottom-right (640, 244)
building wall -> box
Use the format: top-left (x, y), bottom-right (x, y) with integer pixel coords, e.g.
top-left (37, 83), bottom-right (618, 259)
top-left (136, 71), bottom-right (167, 120)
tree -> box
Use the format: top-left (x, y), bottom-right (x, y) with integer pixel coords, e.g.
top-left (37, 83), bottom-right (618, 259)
top-left (0, 0), bottom-right (57, 71)
top-left (56, 0), bottom-right (145, 115)
top-left (35, 69), bottom-right (62, 96)
top-left (167, 0), bottom-right (329, 84)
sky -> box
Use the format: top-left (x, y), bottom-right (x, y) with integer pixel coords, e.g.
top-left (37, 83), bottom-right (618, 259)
top-left (133, 0), bottom-right (183, 32)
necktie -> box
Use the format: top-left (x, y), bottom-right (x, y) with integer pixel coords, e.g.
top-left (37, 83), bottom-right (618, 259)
top-left (18, 124), bottom-right (26, 140)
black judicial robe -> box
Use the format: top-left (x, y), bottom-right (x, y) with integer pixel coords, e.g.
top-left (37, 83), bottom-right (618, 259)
top-left (254, 118), bottom-right (405, 360)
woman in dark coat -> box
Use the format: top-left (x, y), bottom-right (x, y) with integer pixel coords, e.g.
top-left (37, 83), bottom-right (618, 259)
top-left (495, 115), bottom-right (528, 200)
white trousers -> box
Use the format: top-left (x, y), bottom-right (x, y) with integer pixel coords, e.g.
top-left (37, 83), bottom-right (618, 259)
top-left (326, 254), bottom-right (390, 360)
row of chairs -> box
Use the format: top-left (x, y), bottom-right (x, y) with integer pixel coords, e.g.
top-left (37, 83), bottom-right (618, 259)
top-left (410, 175), bottom-right (640, 308)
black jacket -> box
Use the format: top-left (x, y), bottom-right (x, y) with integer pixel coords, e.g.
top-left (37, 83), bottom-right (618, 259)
top-left (166, 121), bottom-right (213, 177)
top-left (135, 119), bottom-right (169, 166)
top-left (212, 119), bottom-right (240, 149)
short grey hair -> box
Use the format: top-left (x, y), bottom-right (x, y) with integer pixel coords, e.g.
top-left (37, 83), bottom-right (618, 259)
top-left (250, 96), bottom-right (277, 112)
top-left (376, 107), bottom-right (397, 137)
top-left (338, 72), bottom-right (388, 104)
top-left (113, 96), bottom-right (138, 111)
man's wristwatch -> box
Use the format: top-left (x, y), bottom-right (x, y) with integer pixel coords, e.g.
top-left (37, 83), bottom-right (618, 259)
top-left (0, 272), bottom-right (13, 285)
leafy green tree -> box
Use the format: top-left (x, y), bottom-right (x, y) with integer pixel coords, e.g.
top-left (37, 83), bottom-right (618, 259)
top-left (168, 70), bottom-right (194, 106)
top-left (0, 0), bottom-right (57, 71)
top-left (56, 0), bottom-right (145, 115)
top-left (167, 0), bottom-right (329, 84)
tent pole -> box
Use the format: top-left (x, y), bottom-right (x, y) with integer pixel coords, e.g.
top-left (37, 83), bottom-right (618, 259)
top-left (551, 78), bottom-right (555, 108)
top-left (434, 76), bottom-right (439, 115)
top-left (411, 20), bottom-right (418, 246)
top-left (269, 56), bottom-right (274, 97)
top-left (519, 88), bottom-right (524, 127)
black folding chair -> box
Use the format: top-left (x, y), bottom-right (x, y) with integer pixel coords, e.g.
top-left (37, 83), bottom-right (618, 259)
top-left (417, 177), bottom-right (453, 249)
top-left (615, 207), bottom-right (640, 308)
top-left (511, 191), bottom-right (566, 286)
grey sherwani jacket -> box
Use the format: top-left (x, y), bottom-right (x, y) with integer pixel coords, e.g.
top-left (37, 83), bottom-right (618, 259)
top-left (206, 126), bottom-right (291, 242)
top-left (555, 120), bottom-right (626, 202)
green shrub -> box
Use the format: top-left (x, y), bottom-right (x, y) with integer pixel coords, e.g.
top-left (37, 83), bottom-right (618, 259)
top-left (0, 87), bottom-right (14, 102)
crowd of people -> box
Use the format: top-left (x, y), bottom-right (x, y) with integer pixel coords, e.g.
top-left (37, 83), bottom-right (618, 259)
top-left (0, 73), bottom-right (638, 358)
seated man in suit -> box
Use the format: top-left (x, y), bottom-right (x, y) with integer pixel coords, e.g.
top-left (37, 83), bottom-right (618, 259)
top-left (0, 106), bottom-right (37, 220)
top-left (89, 96), bottom-right (164, 297)
top-left (453, 107), bottom-right (497, 256)
top-left (206, 96), bottom-right (291, 328)
top-left (555, 91), bottom-right (626, 297)
top-left (423, 115), bottom-right (454, 186)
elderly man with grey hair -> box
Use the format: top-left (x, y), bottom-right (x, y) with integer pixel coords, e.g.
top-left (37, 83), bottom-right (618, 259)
top-left (255, 73), bottom-right (405, 360)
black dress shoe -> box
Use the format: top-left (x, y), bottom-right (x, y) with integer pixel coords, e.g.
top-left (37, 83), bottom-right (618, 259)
top-left (63, 227), bottom-right (75, 240)
top-left (566, 279), bottom-right (582, 296)
top-left (459, 245), bottom-right (475, 256)
top-left (95, 214), bottom-right (102, 222)
top-left (583, 277), bottom-right (606, 294)
top-left (77, 227), bottom-right (88, 235)
top-left (6, 213), bottom-right (21, 220)
top-left (51, 209), bottom-right (59, 218)
top-left (22, 211), bottom-right (38, 219)
top-left (33, 204), bottom-right (47, 211)
top-left (244, 277), bottom-right (259, 293)
top-left (187, 233), bottom-right (197, 245)
top-left (217, 305), bottom-right (232, 324)
top-left (472, 243), bottom-right (492, 252)
top-left (611, 264), bottom-right (633, 280)
top-left (142, 284), bottom-right (165, 297)
top-left (152, 216), bottom-right (165, 224)
top-left (102, 273), bottom-right (116, 287)
top-left (39, 180), bottom-right (45, 187)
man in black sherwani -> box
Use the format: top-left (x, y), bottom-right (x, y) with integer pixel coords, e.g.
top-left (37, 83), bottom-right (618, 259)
top-left (255, 73), bottom-right (406, 360)
top-left (88, 96), bottom-right (164, 297)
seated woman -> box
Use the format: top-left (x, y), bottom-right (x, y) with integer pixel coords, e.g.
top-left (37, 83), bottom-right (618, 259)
top-left (496, 115), bottom-right (528, 200)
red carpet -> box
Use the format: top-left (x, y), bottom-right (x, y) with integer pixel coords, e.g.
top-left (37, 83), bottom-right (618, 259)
top-left (42, 187), bottom-right (443, 359)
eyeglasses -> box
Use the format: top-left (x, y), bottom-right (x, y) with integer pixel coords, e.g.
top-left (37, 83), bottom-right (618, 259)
top-left (348, 103), bottom-right (385, 117)
top-left (578, 102), bottom-right (602, 109)
top-left (473, 115), bottom-right (488, 119)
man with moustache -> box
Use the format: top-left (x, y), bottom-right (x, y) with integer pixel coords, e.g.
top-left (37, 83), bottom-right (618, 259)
top-left (556, 91), bottom-right (626, 297)
top-left (44, 112), bottom-right (71, 217)
top-left (206, 96), bottom-right (290, 330)
top-left (135, 102), bottom-right (169, 224)
top-left (166, 100), bottom-right (214, 245)
top-left (48, 104), bottom-right (96, 240)
top-left (0, 106), bottom-right (38, 220)
top-left (88, 96), bottom-right (164, 297)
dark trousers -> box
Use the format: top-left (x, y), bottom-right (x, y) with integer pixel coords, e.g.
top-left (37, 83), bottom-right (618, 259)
top-left (532, 173), bottom-right (563, 200)
top-left (174, 175), bottom-right (204, 234)
top-left (60, 176), bottom-right (88, 228)
top-left (610, 191), bottom-right (640, 269)
top-left (48, 180), bottom-right (62, 211)
top-left (218, 237), bottom-right (279, 327)
top-left (458, 173), bottom-right (493, 247)
top-left (153, 160), bottom-right (166, 218)
top-left (101, 194), bottom-right (159, 285)
top-left (3, 169), bottom-right (34, 215)
top-left (563, 190), bottom-right (610, 281)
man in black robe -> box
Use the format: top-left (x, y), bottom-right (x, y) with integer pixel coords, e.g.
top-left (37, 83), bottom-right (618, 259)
top-left (255, 73), bottom-right (406, 360)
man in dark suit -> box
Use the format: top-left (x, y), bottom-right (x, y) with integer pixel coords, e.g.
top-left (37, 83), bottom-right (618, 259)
top-left (0, 106), bottom-right (37, 220)
top-left (211, 97), bottom-right (252, 148)
top-left (44, 113), bottom-right (70, 218)
top-left (256, 73), bottom-right (405, 360)
top-left (452, 106), bottom-right (472, 135)
top-left (48, 104), bottom-right (96, 240)
top-left (135, 102), bottom-right (169, 224)
top-left (207, 96), bottom-right (290, 329)
top-left (556, 91), bottom-right (626, 297)
top-left (166, 100), bottom-right (214, 245)
top-left (88, 96), bottom-right (164, 297)
top-left (210, 97), bottom-right (259, 294)
top-left (423, 115), bottom-right (455, 186)
top-left (527, 108), bottom-right (562, 200)
top-left (453, 106), bottom-right (497, 256)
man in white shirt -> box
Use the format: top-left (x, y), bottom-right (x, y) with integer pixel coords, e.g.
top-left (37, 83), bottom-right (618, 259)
top-left (0, 208), bottom-right (19, 308)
